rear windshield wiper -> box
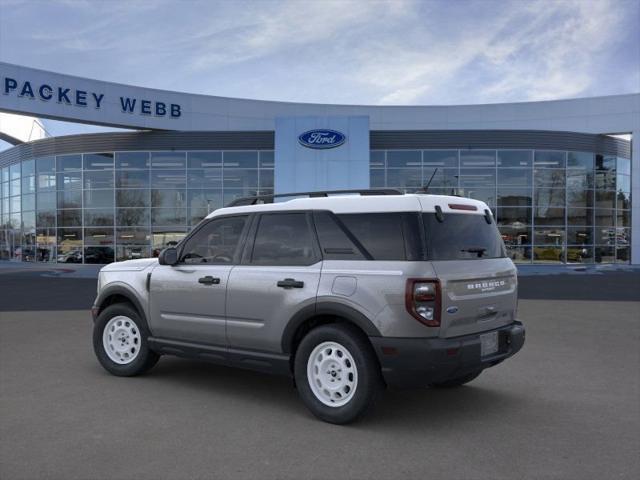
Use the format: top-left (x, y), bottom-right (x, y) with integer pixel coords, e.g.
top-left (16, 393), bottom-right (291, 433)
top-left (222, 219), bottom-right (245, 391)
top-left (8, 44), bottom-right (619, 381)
top-left (460, 247), bottom-right (487, 258)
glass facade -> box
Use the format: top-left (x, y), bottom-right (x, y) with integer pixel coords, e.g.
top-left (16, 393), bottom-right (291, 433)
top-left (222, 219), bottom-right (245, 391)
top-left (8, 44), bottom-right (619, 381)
top-left (371, 149), bottom-right (631, 264)
top-left (1, 151), bottom-right (274, 263)
top-left (0, 147), bottom-right (631, 264)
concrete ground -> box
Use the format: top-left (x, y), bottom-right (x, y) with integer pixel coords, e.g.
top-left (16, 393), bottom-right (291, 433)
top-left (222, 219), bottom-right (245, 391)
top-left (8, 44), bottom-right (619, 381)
top-left (0, 272), bottom-right (639, 479)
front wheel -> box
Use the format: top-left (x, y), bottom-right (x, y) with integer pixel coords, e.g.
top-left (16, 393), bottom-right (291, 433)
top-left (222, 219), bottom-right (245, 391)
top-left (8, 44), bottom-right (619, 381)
top-left (294, 324), bottom-right (383, 424)
top-left (93, 303), bottom-right (159, 376)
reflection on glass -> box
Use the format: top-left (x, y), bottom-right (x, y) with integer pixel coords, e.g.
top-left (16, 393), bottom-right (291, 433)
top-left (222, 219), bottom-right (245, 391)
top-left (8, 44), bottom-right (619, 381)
top-left (150, 152), bottom-right (185, 169)
top-left (83, 153), bottom-right (114, 170)
top-left (460, 151), bottom-right (495, 167)
top-left (386, 151), bottom-right (421, 168)
top-left (116, 152), bottom-right (149, 169)
top-left (423, 150), bottom-right (458, 168)
top-left (534, 151), bottom-right (565, 168)
top-left (498, 151), bottom-right (532, 168)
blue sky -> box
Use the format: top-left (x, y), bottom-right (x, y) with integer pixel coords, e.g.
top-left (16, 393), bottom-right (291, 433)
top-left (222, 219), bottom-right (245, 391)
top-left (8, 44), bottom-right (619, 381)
top-left (0, 0), bottom-right (638, 142)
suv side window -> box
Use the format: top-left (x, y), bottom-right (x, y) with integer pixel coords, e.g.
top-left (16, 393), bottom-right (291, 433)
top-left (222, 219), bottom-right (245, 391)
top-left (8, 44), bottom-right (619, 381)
top-left (336, 212), bottom-right (423, 261)
top-left (180, 215), bottom-right (248, 264)
top-left (251, 213), bottom-right (318, 266)
top-left (313, 211), bottom-right (366, 260)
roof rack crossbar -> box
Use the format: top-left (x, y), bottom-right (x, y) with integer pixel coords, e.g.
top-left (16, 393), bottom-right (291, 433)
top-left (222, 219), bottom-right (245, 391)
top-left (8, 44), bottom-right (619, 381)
top-left (225, 188), bottom-right (404, 207)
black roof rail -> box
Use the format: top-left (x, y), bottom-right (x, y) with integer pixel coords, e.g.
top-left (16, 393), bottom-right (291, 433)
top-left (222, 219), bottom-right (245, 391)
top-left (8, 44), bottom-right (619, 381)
top-left (225, 188), bottom-right (404, 207)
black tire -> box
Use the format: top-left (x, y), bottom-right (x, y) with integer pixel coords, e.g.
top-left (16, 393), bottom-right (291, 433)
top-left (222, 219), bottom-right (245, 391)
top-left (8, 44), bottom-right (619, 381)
top-left (429, 370), bottom-right (482, 388)
top-left (93, 303), bottom-right (160, 377)
top-left (294, 323), bottom-right (383, 425)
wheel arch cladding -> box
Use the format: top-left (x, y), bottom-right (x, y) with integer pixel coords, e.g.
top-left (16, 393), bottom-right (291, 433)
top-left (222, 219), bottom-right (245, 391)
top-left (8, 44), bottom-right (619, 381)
top-left (282, 302), bottom-right (382, 355)
top-left (96, 286), bottom-right (146, 323)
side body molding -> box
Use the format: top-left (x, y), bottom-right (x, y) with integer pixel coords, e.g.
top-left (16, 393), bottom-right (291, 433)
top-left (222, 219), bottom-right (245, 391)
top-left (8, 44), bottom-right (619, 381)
top-left (281, 301), bottom-right (382, 353)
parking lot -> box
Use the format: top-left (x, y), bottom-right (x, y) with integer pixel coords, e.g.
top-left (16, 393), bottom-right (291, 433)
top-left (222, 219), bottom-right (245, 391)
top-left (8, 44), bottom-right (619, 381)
top-left (1, 269), bottom-right (639, 479)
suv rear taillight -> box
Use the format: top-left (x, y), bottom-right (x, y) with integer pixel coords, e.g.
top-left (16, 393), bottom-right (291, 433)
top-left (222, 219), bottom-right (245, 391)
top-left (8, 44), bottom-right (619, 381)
top-left (405, 279), bottom-right (441, 327)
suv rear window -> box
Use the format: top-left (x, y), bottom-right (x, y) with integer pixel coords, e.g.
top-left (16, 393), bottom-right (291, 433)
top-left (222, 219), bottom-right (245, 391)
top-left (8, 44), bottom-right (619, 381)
top-left (423, 213), bottom-right (505, 260)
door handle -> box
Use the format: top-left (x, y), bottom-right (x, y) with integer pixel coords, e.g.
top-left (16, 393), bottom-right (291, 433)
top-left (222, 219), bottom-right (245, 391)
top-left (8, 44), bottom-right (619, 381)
top-left (277, 278), bottom-right (304, 289)
top-left (198, 276), bottom-right (220, 285)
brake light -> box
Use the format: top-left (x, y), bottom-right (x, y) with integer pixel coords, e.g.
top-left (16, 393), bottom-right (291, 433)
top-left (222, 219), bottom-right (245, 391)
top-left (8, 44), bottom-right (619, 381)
top-left (405, 279), bottom-right (441, 327)
top-left (448, 203), bottom-right (477, 211)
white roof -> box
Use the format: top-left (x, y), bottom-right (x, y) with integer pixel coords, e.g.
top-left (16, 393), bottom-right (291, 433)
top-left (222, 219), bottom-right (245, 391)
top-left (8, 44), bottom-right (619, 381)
top-left (207, 194), bottom-right (489, 218)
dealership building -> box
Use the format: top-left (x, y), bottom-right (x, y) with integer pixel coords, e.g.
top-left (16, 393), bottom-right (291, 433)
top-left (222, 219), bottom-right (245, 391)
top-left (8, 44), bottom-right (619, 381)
top-left (0, 62), bottom-right (638, 265)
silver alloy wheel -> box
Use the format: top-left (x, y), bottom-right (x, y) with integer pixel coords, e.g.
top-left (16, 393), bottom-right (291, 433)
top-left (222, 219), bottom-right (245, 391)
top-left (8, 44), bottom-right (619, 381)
top-left (102, 315), bottom-right (142, 365)
top-left (307, 341), bottom-right (358, 407)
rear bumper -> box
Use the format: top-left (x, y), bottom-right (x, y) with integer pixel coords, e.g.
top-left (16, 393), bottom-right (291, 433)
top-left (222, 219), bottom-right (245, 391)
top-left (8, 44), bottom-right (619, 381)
top-left (370, 321), bottom-right (525, 389)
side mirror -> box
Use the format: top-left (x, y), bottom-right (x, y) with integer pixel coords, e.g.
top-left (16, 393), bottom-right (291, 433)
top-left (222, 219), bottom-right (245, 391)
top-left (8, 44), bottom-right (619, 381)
top-left (158, 247), bottom-right (178, 266)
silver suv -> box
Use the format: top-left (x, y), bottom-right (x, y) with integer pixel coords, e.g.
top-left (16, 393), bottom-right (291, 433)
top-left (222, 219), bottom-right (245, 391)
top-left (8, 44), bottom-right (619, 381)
top-left (92, 189), bottom-right (525, 424)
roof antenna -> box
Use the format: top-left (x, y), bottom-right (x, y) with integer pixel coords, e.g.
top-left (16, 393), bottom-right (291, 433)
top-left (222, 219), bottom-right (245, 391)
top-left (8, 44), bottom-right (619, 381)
top-left (420, 168), bottom-right (438, 193)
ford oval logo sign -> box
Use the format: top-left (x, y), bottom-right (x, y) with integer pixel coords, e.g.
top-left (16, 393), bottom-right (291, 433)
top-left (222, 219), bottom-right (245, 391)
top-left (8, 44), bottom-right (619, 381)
top-left (298, 129), bottom-right (346, 149)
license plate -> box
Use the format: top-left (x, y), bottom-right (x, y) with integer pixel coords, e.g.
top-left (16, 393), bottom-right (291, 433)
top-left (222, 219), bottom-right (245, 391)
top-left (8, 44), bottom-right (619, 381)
top-left (480, 331), bottom-right (499, 357)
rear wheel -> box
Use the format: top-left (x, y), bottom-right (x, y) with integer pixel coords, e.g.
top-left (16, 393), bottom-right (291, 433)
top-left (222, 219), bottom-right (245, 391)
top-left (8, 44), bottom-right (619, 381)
top-left (429, 370), bottom-right (482, 388)
top-left (93, 303), bottom-right (159, 376)
top-left (294, 324), bottom-right (383, 424)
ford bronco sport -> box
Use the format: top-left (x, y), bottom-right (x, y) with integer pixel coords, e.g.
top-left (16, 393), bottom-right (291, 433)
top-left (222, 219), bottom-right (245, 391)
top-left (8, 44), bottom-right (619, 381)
top-left (92, 189), bottom-right (525, 424)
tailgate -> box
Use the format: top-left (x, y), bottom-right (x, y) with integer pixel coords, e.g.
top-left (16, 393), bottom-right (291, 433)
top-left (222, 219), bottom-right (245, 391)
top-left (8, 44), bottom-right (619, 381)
top-left (432, 258), bottom-right (517, 338)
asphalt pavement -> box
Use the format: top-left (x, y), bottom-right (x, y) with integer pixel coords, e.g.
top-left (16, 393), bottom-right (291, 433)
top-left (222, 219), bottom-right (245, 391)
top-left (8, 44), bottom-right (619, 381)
top-left (0, 270), bottom-right (639, 479)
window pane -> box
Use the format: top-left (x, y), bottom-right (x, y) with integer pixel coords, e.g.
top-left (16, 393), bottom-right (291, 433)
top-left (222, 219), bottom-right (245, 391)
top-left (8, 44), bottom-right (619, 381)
top-left (498, 188), bottom-right (532, 207)
top-left (85, 228), bottom-right (114, 245)
top-left (36, 210), bottom-right (56, 228)
top-left (151, 208), bottom-right (186, 226)
top-left (497, 207), bottom-right (531, 226)
top-left (567, 227), bottom-right (593, 245)
top-left (36, 157), bottom-right (55, 173)
top-left (460, 150), bottom-right (495, 167)
top-left (532, 246), bottom-right (564, 263)
top-left (116, 170), bottom-right (149, 188)
top-left (534, 227), bottom-right (565, 245)
top-left (566, 169), bottom-right (593, 189)
top-left (424, 213), bottom-right (504, 260)
top-left (370, 151), bottom-right (385, 168)
top-left (313, 211), bottom-right (365, 260)
top-left (338, 213), bottom-right (408, 261)
top-left (567, 246), bottom-right (593, 264)
top-left (21, 176), bottom-right (36, 194)
top-left (460, 188), bottom-right (496, 206)
top-left (594, 209), bottom-right (615, 227)
top-left (387, 151), bottom-right (421, 168)
top-left (57, 171), bottom-right (82, 190)
top-left (616, 210), bottom-right (631, 228)
top-left (187, 169), bottom-right (222, 188)
top-left (595, 191), bottom-right (616, 209)
top-left (21, 159), bottom-right (35, 176)
top-left (498, 150), bottom-right (532, 168)
top-left (84, 246), bottom-right (114, 264)
top-left (566, 188), bottom-right (593, 208)
top-left (534, 187), bottom-right (565, 207)
top-left (22, 193), bottom-right (35, 211)
top-left (117, 208), bottom-right (150, 227)
top-left (252, 213), bottom-right (316, 265)
top-left (595, 246), bottom-right (615, 263)
top-left (84, 209), bottom-right (114, 226)
top-left (616, 174), bottom-right (630, 194)
top-left (116, 152), bottom-right (149, 169)
top-left (150, 152), bottom-right (186, 169)
top-left (38, 192), bottom-right (57, 210)
top-left (116, 228), bottom-right (150, 245)
top-left (151, 170), bottom-right (186, 188)
top-left (117, 189), bottom-right (150, 208)
top-left (458, 168), bottom-right (495, 187)
top-left (567, 208), bottom-right (593, 226)
top-left (386, 169), bottom-right (421, 188)
top-left (259, 151), bottom-right (274, 168)
top-left (222, 169), bottom-right (258, 187)
top-left (57, 154), bottom-right (82, 171)
top-left (181, 216), bottom-right (247, 264)
top-left (497, 169), bottom-right (531, 186)
top-left (187, 151), bottom-right (222, 169)
top-left (224, 151), bottom-right (258, 168)
top-left (151, 189), bottom-right (186, 208)
top-left (83, 153), bottom-right (114, 170)
top-left (596, 155), bottom-right (616, 172)
top-left (567, 151), bottom-right (594, 169)
top-left (84, 190), bottom-right (114, 209)
top-left (534, 206), bottom-right (565, 225)
top-left (10, 179), bottom-right (21, 196)
top-left (84, 170), bottom-right (114, 189)
top-left (57, 190), bottom-right (82, 209)
top-left (534, 169), bottom-right (565, 187)
top-left (37, 173), bottom-right (56, 191)
top-left (423, 150), bottom-right (458, 168)
top-left (422, 168), bottom-right (458, 188)
top-left (57, 209), bottom-right (82, 227)
top-left (259, 170), bottom-right (274, 189)
top-left (616, 157), bottom-right (630, 176)
top-left (116, 245), bottom-right (151, 262)
top-left (534, 151), bottom-right (565, 168)
top-left (505, 246), bottom-right (530, 263)
top-left (499, 225), bottom-right (531, 246)
top-left (370, 170), bottom-right (385, 187)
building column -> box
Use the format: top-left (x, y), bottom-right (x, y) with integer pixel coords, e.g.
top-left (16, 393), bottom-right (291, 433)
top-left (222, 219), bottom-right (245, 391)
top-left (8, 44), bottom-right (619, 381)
top-left (631, 129), bottom-right (639, 265)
